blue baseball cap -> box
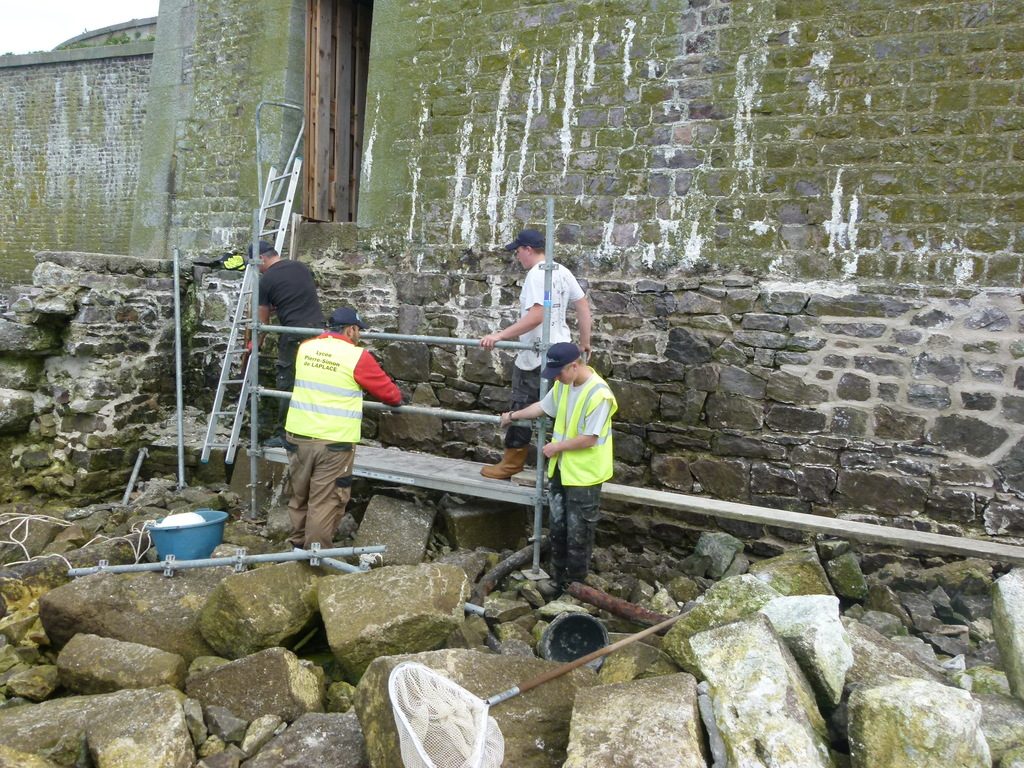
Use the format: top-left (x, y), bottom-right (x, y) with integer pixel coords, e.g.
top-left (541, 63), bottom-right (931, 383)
top-left (504, 228), bottom-right (545, 251)
top-left (541, 342), bottom-right (581, 378)
top-left (329, 307), bottom-right (367, 330)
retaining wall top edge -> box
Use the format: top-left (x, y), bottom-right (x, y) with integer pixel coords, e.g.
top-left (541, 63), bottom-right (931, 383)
top-left (0, 41), bottom-right (154, 69)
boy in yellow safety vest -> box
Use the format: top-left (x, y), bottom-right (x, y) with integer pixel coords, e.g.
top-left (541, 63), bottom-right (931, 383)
top-left (499, 342), bottom-right (617, 590)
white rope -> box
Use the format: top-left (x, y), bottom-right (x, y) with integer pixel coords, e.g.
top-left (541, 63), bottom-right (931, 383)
top-left (0, 513), bottom-right (154, 569)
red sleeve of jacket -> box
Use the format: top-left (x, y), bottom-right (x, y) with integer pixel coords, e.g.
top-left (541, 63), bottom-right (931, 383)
top-left (353, 349), bottom-right (402, 405)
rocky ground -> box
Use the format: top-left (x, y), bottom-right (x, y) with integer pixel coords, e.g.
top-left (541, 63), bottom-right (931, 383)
top-left (0, 477), bottom-right (1023, 767)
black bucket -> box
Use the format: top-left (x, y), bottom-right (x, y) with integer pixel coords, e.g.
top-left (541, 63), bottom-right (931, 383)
top-left (538, 613), bottom-right (609, 667)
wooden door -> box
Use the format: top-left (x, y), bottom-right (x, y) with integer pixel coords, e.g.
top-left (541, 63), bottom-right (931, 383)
top-left (305, 0), bottom-right (373, 222)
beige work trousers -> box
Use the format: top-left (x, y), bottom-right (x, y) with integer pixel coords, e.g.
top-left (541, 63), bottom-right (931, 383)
top-left (286, 435), bottom-right (355, 549)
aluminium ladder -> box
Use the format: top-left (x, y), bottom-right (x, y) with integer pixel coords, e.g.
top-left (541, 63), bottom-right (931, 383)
top-left (200, 158), bottom-right (303, 465)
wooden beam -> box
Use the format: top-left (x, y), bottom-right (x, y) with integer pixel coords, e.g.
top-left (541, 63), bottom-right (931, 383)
top-left (601, 482), bottom-right (1024, 566)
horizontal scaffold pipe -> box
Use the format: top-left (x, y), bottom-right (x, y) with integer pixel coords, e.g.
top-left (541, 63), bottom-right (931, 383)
top-left (601, 483), bottom-right (1024, 567)
top-left (67, 545), bottom-right (387, 578)
top-left (258, 388), bottom-right (534, 426)
top-left (258, 325), bottom-right (533, 351)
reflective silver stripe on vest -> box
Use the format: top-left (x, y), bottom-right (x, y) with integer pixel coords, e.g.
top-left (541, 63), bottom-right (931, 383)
top-left (288, 400), bottom-right (362, 420)
top-left (293, 378), bottom-right (363, 399)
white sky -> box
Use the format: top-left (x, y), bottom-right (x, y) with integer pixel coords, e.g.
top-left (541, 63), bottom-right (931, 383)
top-left (1, 1), bottom-right (161, 56)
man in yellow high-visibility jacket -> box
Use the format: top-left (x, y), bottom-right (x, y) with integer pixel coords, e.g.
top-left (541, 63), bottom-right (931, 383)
top-left (284, 306), bottom-right (401, 549)
top-left (500, 342), bottom-right (617, 590)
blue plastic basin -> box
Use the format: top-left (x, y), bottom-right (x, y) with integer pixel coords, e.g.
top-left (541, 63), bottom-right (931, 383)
top-left (148, 509), bottom-right (228, 560)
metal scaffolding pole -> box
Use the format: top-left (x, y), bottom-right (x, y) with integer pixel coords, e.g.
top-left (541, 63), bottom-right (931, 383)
top-left (68, 545), bottom-right (387, 578)
top-left (248, 209), bottom-right (262, 520)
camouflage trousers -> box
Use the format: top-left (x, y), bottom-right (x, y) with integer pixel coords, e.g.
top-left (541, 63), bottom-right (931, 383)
top-left (548, 467), bottom-right (603, 588)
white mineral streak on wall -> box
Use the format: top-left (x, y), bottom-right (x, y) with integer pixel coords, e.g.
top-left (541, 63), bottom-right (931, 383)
top-left (560, 33), bottom-right (583, 178)
top-left (824, 169), bottom-right (862, 277)
top-left (487, 66), bottom-right (514, 244)
top-left (807, 45), bottom-right (833, 109)
top-left (733, 54), bottom-right (758, 172)
top-left (460, 177), bottom-right (482, 247)
top-left (549, 58), bottom-right (561, 112)
top-left (584, 25), bottom-right (600, 91)
top-left (684, 219), bottom-right (704, 268)
top-left (448, 118), bottom-right (474, 242)
top-left (621, 19), bottom-right (636, 87)
top-left (954, 255), bottom-right (975, 285)
top-left (500, 54), bottom-right (542, 240)
top-left (408, 102), bottom-right (430, 249)
top-left (361, 93), bottom-right (380, 186)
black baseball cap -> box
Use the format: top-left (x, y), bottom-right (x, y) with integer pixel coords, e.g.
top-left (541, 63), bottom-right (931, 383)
top-left (504, 228), bottom-right (545, 251)
top-left (246, 240), bottom-right (275, 257)
top-left (541, 342), bottom-right (581, 379)
top-left (329, 307), bottom-right (367, 330)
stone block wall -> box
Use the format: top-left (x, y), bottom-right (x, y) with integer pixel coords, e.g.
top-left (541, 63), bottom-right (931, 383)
top-left (360, 0), bottom-right (1024, 282)
top-left (0, 45), bottom-right (154, 287)
top-left (0, 253), bottom-right (175, 501)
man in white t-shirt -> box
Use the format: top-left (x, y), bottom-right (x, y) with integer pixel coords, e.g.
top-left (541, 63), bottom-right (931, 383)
top-left (479, 228), bottom-right (592, 479)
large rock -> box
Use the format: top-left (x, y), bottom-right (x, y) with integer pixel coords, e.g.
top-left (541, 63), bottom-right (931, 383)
top-left (597, 640), bottom-right (681, 684)
top-left (319, 563), bottom-right (469, 682)
top-left (354, 648), bottom-right (597, 768)
top-left (662, 574), bottom-right (780, 674)
top-left (842, 618), bottom-right (946, 688)
top-left (690, 614), bottom-right (833, 768)
top-left (974, 692), bottom-right (1024, 764)
top-left (0, 687), bottom-right (192, 768)
top-left (242, 712), bottom-right (367, 768)
top-left (760, 595), bottom-right (853, 705)
top-left (0, 745), bottom-right (62, 768)
top-left (993, 568), bottom-right (1024, 700)
top-left (848, 678), bottom-right (990, 768)
top-left (353, 495), bottom-right (436, 566)
top-left (748, 547), bottom-right (835, 596)
top-left (39, 568), bottom-right (233, 661)
top-left (198, 561), bottom-right (320, 659)
top-left (185, 647), bottom-right (323, 722)
top-left (563, 673), bottom-right (706, 768)
top-left (57, 633), bottom-right (187, 694)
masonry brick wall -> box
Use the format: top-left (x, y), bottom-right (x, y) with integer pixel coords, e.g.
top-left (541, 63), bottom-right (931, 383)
top-left (360, 0), bottom-right (1024, 283)
top-left (0, 49), bottom-right (152, 285)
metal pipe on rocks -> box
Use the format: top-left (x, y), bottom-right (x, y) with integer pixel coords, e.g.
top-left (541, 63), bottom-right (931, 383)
top-left (67, 545), bottom-right (387, 578)
top-left (122, 447), bottom-right (149, 506)
top-left (248, 209), bottom-right (262, 520)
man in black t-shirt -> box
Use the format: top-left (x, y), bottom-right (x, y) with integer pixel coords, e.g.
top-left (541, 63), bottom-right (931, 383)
top-left (246, 241), bottom-right (324, 445)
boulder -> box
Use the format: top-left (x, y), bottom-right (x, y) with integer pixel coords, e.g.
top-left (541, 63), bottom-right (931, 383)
top-left (439, 497), bottom-right (528, 551)
top-left (690, 614), bottom-right (833, 768)
top-left (197, 561), bottom-right (320, 659)
top-left (241, 712), bottom-right (367, 768)
top-left (662, 574), bottom-right (780, 674)
top-left (1004, 746), bottom-right (1024, 768)
top-left (353, 495), bottom-right (435, 566)
top-left (974, 692), bottom-right (1024, 764)
top-left (760, 595), bottom-right (853, 705)
top-left (848, 678), bottom-right (990, 768)
top-left (319, 563), bottom-right (469, 682)
top-left (57, 633), bottom-right (187, 693)
top-left (563, 673), bottom-right (706, 768)
top-left (0, 686), bottom-right (191, 768)
top-left (6, 664), bottom-right (59, 701)
top-left (993, 568), bottom-right (1024, 699)
top-left (692, 531), bottom-right (744, 579)
top-left (0, 509), bottom-right (62, 565)
top-left (0, 744), bottom-right (62, 768)
top-left (84, 686), bottom-right (194, 768)
top-left (355, 648), bottom-right (597, 768)
top-left (185, 647), bottom-right (323, 722)
top-left (842, 618), bottom-right (947, 688)
top-left (748, 547), bottom-right (835, 596)
top-left (597, 641), bottom-right (681, 684)
top-left (39, 568), bottom-right (233, 661)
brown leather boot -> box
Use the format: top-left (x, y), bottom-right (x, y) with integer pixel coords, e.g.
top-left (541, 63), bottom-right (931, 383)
top-left (480, 447), bottom-right (528, 480)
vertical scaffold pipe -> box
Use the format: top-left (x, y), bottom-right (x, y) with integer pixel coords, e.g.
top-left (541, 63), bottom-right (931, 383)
top-left (248, 208), bottom-right (261, 520)
top-left (172, 247), bottom-right (186, 490)
top-left (531, 197), bottom-right (556, 575)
